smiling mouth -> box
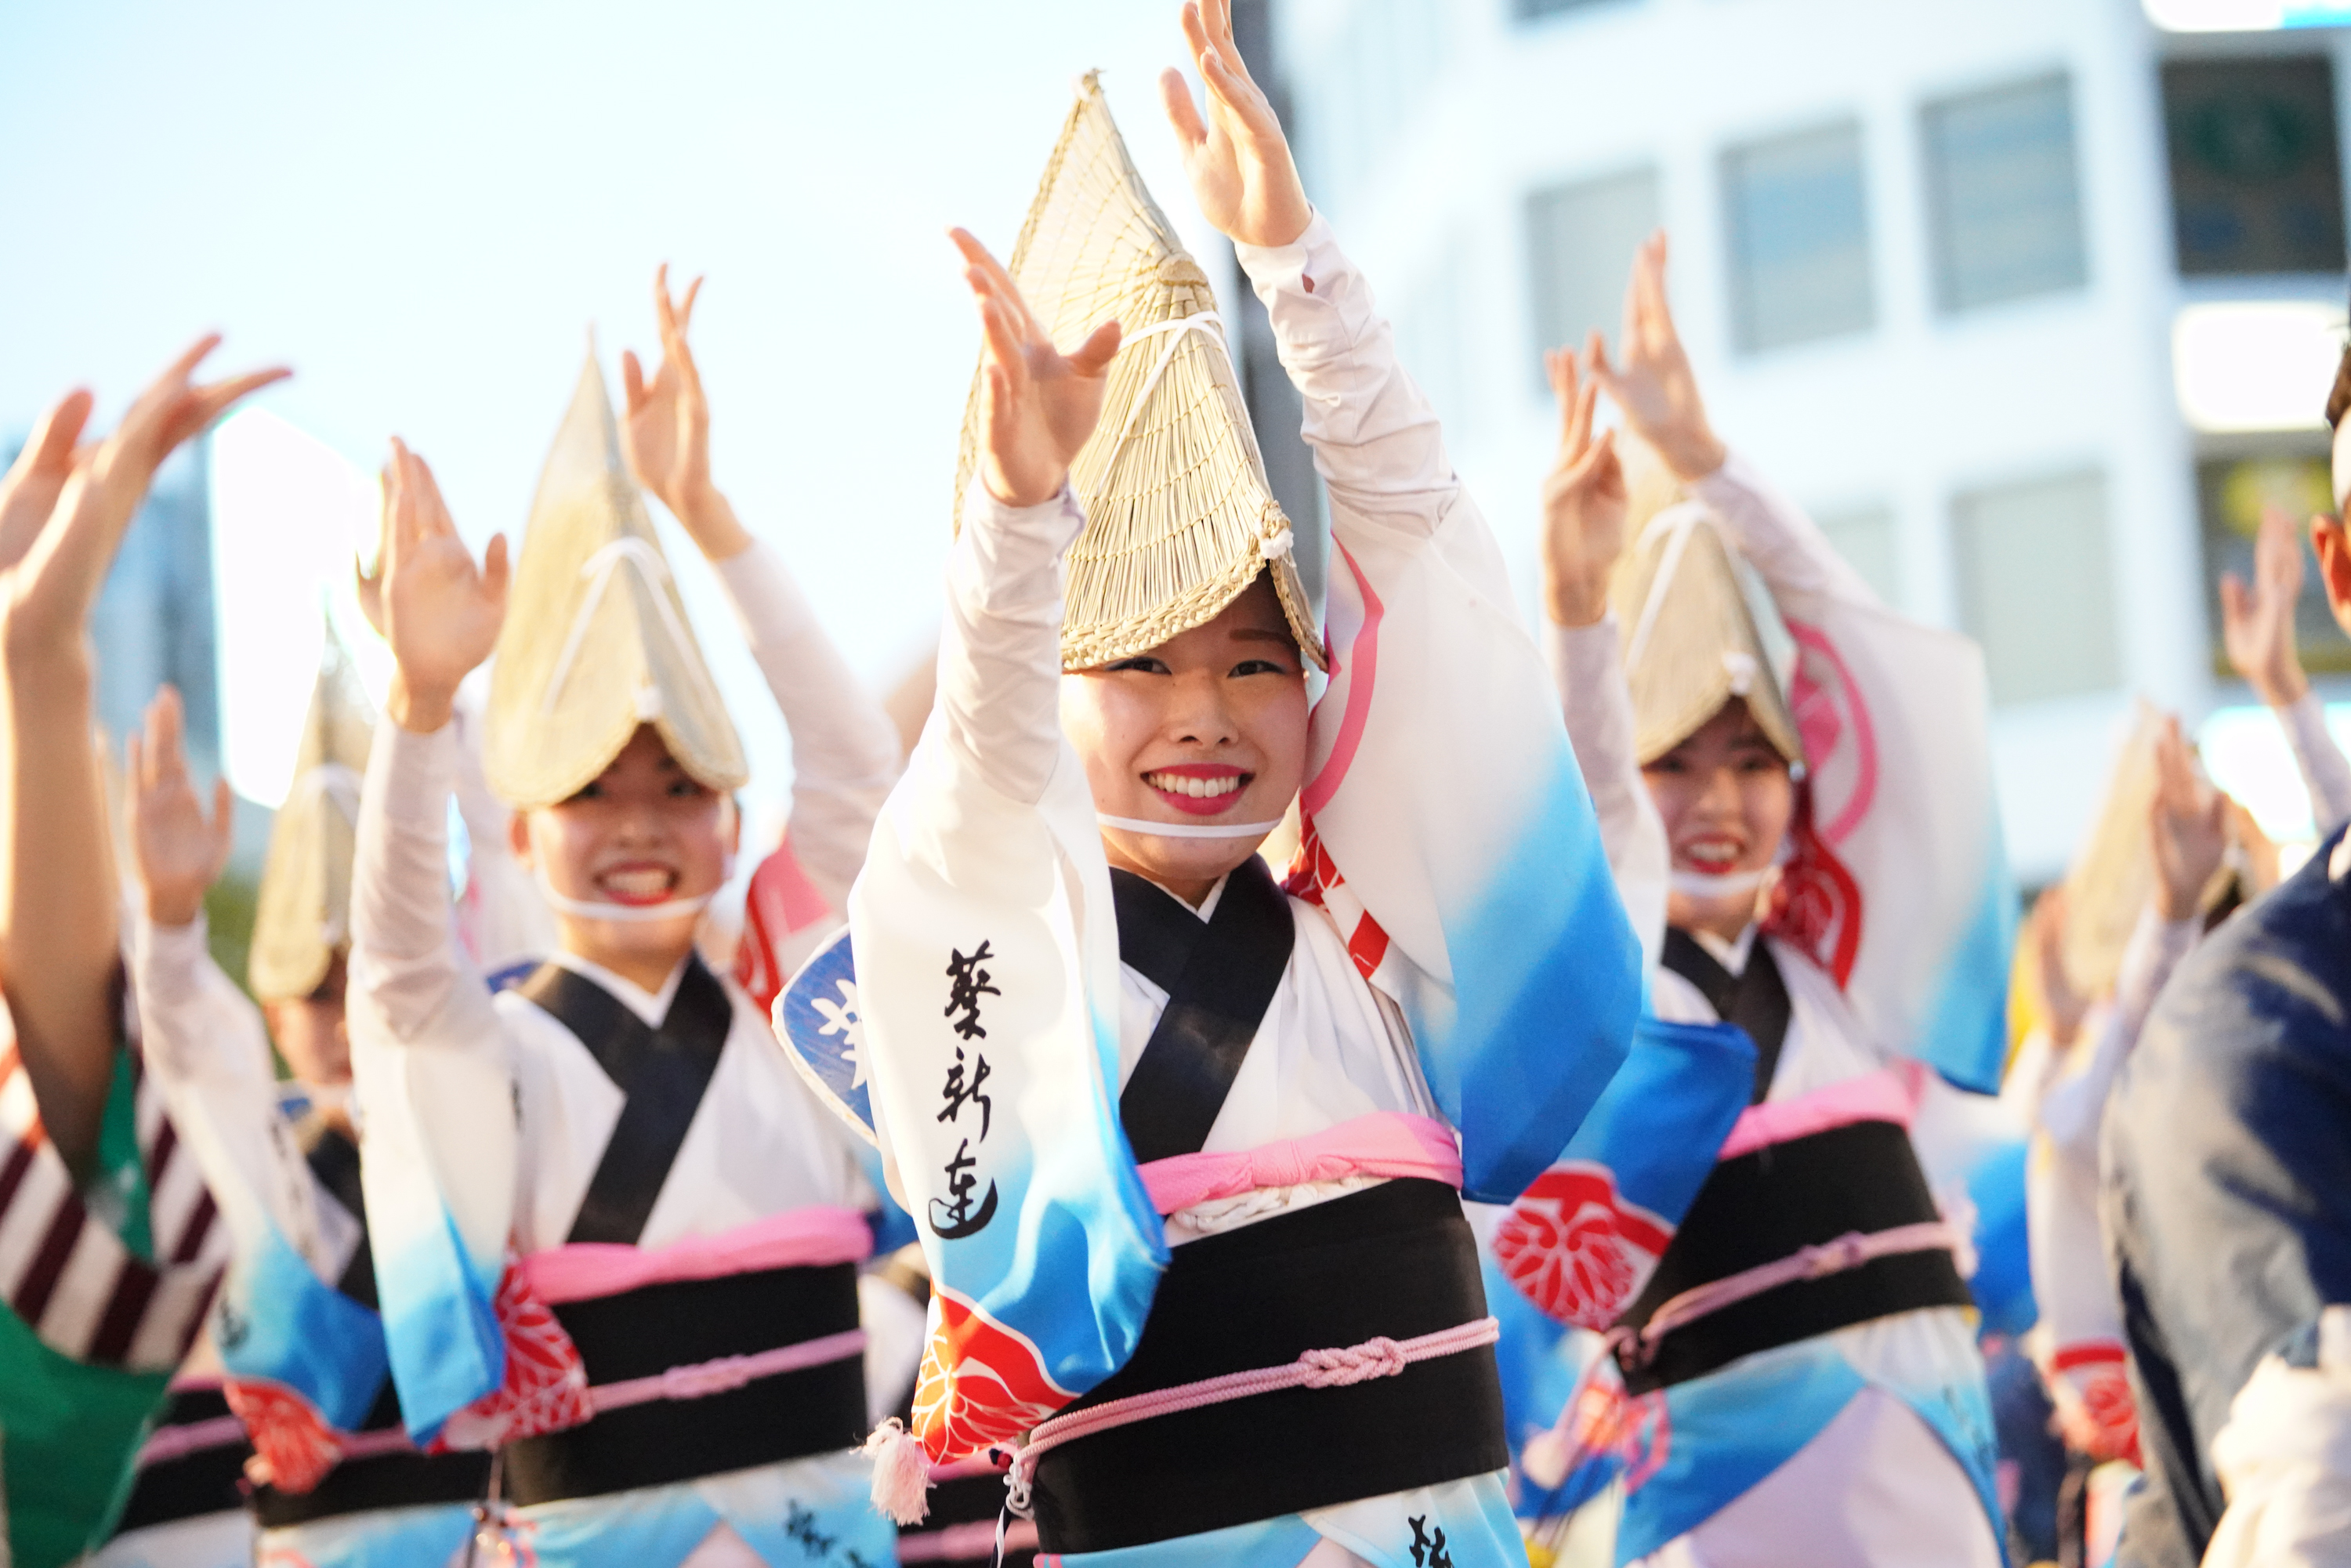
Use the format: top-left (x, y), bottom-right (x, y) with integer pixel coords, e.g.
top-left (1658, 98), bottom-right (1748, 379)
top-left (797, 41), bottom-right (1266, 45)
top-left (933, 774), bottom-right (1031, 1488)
top-left (596, 865), bottom-right (680, 906)
top-left (1140, 767), bottom-right (1252, 817)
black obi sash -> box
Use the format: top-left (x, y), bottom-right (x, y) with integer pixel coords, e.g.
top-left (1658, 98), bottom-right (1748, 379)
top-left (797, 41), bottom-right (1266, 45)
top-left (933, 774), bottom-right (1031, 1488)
top-left (1028, 1179), bottom-right (1505, 1552)
top-left (500, 1262), bottom-right (868, 1505)
top-left (1614, 1119), bottom-right (1972, 1393)
top-left (497, 957), bottom-right (866, 1503)
top-left (252, 1123), bottom-right (494, 1527)
top-left (109, 1385), bottom-right (250, 1534)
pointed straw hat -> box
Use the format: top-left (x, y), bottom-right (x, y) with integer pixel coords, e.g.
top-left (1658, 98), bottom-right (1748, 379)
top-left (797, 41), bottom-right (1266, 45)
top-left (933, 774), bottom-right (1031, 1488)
top-left (249, 620), bottom-right (377, 1002)
top-left (485, 352), bottom-right (747, 811)
top-left (2056, 701), bottom-right (2164, 999)
top-left (1610, 502), bottom-right (1803, 766)
top-left (955, 71), bottom-right (1322, 671)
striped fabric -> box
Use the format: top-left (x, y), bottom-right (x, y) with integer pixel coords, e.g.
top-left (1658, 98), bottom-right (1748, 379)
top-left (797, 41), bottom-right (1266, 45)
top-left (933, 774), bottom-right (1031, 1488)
top-left (0, 1022), bottom-right (227, 1371)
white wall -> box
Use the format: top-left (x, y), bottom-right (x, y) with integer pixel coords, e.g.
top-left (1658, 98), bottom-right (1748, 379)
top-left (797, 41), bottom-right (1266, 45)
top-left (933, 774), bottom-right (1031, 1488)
top-left (1273, 0), bottom-right (2348, 880)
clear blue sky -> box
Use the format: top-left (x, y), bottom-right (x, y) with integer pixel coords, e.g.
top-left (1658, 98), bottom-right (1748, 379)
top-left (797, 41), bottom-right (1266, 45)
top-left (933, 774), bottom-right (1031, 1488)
top-left (0, 0), bottom-right (1226, 824)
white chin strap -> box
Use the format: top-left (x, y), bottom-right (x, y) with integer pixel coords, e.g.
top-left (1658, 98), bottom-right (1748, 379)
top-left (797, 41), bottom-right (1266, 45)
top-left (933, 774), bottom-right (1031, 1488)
top-left (1096, 813), bottom-right (1288, 841)
top-left (1669, 866), bottom-right (1774, 900)
top-left (534, 867), bottom-right (718, 924)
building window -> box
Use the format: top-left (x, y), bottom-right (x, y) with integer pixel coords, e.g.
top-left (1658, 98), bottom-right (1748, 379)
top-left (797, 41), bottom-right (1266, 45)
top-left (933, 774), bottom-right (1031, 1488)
top-left (1922, 74), bottom-right (2088, 313)
top-left (1525, 167), bottom-right (1660, 381)
top-left (1722, 121), bottom-right (1875, 353)
top-left (2163, 56), bottom-right (2346, 277)
top-left (2195, 448), bottom-right (2347, 678)
top-left (1814, 504), bottom-right (1902, 606)
top-left (1952, 470), bottom-right (2120, 704)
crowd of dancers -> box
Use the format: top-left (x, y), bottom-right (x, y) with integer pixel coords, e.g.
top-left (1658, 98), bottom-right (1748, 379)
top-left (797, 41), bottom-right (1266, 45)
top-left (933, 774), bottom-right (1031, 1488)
top-left (5, 5), bottom-right (2349, 1566)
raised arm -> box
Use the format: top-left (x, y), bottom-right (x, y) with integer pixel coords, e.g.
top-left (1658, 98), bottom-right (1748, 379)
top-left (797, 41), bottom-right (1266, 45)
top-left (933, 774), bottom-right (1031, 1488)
top-left (0, 342), bottom-right (283, 1173)
top-left (929, 229), bottom-right (1119, 807)
top-left (1538, 346), bottom-right (1667, 946)
top-left (126, 685), bottom-right (343, 1275)
top-left (1589, 234), bottom-right (1876, 619)
top-left (619, 268), bottom-right (903, 908)
top-left (2222, 509), bottom-right (2351, 830)
top-left (353, 443), bottom-right (510, 1045)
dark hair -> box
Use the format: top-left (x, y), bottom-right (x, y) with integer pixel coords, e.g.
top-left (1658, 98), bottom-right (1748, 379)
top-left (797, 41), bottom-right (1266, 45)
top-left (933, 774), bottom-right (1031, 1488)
top-left (2331, 339), bottom-right (2351, 430)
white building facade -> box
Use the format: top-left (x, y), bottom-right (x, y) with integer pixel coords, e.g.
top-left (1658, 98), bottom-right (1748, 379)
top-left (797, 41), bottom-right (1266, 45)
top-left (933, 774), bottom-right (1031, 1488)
top-left (1259, 0), bottom-right (2351, 877)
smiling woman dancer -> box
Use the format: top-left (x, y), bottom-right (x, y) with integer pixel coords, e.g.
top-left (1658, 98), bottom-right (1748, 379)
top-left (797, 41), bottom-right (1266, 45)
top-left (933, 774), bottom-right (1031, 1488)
top-left (346, 273), bottom-right (903, 1566)
top-left (1494, 237), bottom-right (2017, 1566)
top-left (824, 5), bottom-right (1640, 1565)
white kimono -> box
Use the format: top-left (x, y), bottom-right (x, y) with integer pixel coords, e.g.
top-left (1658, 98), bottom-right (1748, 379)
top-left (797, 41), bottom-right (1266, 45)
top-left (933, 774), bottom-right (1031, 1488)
top-left (349, 538), bottom-right (901, 1567)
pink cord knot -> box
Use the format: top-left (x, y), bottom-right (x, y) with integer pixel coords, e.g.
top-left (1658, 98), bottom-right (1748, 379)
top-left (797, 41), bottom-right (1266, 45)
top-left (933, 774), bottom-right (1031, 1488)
top-left (1299, 1334), bottom-right (1408, 1388)
top-left (1799, 1232), bottom-right (1871, 1279)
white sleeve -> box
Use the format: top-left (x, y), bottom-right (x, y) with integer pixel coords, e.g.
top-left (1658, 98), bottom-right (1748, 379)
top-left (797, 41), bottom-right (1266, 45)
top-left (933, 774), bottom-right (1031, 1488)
top-left (2206, 1308), bottom-right (2351, 1568)
top-left (447, 695), bottom-right (555, 975)
top-left (936, 481), bottom-right (1089, 809)
top-left (350, 716), bottom-right (502, 1050)
top-left (1689, 449), bottom-right (1882, 621)
top-left (132, 916), bottom-right (346, 1280)
top-left (2277, 689), bottom-right (2351, 833)
top-left (1546, 614), bottom-right (1667, 962)
top-left (712, 540), bottom-right (904, 913)
top-left (2039, 904), bottom-right (2198, 1161)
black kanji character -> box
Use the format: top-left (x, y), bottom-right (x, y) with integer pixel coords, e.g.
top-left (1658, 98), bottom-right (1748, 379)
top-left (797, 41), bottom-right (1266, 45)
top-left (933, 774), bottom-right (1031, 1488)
top-left (937, 1045), bottom-right (994, 1139)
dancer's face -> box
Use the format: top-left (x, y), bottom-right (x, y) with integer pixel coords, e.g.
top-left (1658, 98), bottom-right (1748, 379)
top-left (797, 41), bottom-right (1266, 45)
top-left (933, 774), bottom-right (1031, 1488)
top-left (1065, 576), bottom-right (1310, 907)
top-left (509, 725), bottom-right (737, 987)
top-left (1643, 699), bottom-right (1794, 939)
top-left (263, 951), bottom-right (350, 1091)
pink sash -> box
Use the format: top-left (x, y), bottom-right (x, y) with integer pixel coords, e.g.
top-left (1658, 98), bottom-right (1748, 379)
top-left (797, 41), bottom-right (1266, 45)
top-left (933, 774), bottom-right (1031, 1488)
top-left (1135, 1112), bottom-right (1462, 1216)
top-left (1715, 1062), bottom-right (1922, 1163)
top-left (518, 1205), bottom-right (874, 1305)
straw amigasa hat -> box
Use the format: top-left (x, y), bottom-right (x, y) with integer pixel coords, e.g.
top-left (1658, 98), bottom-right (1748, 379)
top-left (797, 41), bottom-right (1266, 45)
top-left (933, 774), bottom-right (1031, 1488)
top-left (249, 621), bottom-right (377, 1003)
top-left (484, 352), bottom-right (747, 810)
top-left (1610, 503), bottom-right (1803, 766)
top-left (955, 71), bottom-right (1322, 672)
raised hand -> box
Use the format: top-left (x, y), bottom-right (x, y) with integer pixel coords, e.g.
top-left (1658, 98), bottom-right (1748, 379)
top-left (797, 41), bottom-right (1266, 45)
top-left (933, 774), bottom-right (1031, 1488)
top-left (2219, 508), bottom-right (2310, 708)
top-left (621, 266), bottom-right (750, 559)
top-left (952, 229), bottom-right (1121, 509)
top-left (2149, 715), bottom-right (2228, 923)
top-left (0, 390), bottom-right (94, 573)
top-left (1586, 233), bottom-right (1725, 483)
top-left (1161, 0), bottom-right (1312, 251)
top-left (4, 337), bottom-right (287, 657)
top-left (381, 440), bottom-right (509, 733)
top-left (1539, 347), bottom-right (1627, 627)
top-left (126, 686), bottom-right (234, 929)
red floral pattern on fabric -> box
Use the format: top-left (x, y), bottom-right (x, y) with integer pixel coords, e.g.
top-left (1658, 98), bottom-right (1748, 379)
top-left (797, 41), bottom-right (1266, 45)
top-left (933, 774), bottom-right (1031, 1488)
top-left (1282, 813), bottom-right (1391, 983)
top-left (433, 1256), bottom-right (591, 1450)
top-left (1493, 1163), bottom-right (1671, 1331)
top-left (1762, 791), bottom-right (1864, 988)
top-left (223, 1377), bottom-right (340, 1494)
top-left (911, 1287), bottom-right (1074, 1462)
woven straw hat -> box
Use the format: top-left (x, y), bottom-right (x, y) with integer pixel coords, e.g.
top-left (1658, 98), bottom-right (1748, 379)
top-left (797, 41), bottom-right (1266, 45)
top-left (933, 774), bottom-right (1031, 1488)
top-left (955, 72), bottom-right (1321, 671)
top-left (2056, 701), bottom-right (2170, 999)
top-left (249, 621), bottom-right (376, 1002)
top-left (484, 352), bottom-right (746, 810)
top-left (1610, 502), bottom-right (1803, 766)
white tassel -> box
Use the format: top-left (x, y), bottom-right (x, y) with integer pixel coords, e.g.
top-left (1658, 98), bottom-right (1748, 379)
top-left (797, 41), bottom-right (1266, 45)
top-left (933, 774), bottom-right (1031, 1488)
top-left (863, 1418), bottom-right (933, 1526)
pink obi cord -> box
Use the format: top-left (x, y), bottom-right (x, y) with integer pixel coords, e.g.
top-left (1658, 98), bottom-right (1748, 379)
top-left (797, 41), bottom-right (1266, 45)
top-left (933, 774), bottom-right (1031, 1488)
top-left (136, 1414), bottom-right (249, 1468)
top-left (1002, 1316), bottom-right (1500, 1509)
top-left (586, 1327), bottom-right (868, 1415)
top-left (1135, 1112), bottom-right (1462, 1216)
top-left (1610, 1220), bottom-right (1965, 1371)
top-left (518, 1205), bottom-right (873, 1305)
top-left (1714, 1063), bottom-right (1923, 1163)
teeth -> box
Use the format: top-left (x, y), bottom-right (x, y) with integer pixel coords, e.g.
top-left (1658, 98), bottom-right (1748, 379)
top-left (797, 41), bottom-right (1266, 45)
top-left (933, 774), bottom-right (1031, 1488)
top-left (602, 869), bottom-right (673, 897)
top-left (1146, 772), bottom-right (1241, 798)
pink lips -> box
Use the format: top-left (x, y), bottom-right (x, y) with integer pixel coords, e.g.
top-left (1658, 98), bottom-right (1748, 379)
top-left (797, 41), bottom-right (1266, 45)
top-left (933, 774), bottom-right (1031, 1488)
top-left (1141, 762), bottom-right (1252, 818)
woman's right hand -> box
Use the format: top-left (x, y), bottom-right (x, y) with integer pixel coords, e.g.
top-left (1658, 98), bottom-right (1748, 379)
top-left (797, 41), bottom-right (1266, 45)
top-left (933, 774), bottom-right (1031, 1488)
top-left (951, 228), bottom-right (1120, 509)
top-left (2219, 507), bottom-right (2311, 708)
top-left (381, 440), bottom-right (509, 733)
top-left (1539, 346), bottom-right (1627, 627)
